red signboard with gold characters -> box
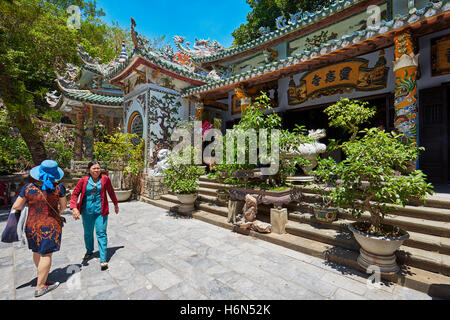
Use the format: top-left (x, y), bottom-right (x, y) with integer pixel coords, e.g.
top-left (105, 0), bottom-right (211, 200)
top-left (288, 50), bottom-right (389, 105)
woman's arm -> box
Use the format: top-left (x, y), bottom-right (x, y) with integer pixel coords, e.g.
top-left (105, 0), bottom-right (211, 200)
top-left (59, 197), bottom-right (67, 216)
top-left (12, 196), bottom-right (26, 211)
top-left (105, 177), bottom-right (119, 214)
top-left (70, 178), bottom-right (84, 210)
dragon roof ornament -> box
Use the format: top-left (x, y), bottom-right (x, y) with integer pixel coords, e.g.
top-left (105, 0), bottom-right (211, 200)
top-left (173, 36), bottom-right (225, 58)
top-left (78, 44), bottom-right (126, 76)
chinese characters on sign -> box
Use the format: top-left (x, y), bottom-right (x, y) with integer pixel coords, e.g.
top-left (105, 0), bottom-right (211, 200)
top-left (288, 50), bottom-right (388, 105)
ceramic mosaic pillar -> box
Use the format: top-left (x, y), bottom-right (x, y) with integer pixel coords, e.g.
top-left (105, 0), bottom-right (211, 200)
top-left (393, 31), bottom-right (420, 147)
top-left (84, 104), bottom-right (95, 160)
top-left (74, 108), bottom-right (84, 161)
top-left (195, 102), bottom-right (204, 121)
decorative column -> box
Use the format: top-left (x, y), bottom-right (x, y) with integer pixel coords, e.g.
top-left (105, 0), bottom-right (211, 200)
top-left (195, 102), bottom-right (204, 121)
top-left (74, 108), bottom-right (84, 161)
top-left (84, 104), bottom-right (95, 160)
top-left (393, 31), bottom-right (419, 147)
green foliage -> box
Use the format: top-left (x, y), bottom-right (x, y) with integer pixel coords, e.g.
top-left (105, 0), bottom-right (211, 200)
top-left (232, 0), bottom-right (331, 46)
top-left (324, 98), bottom-right (376, 142)
top-left (42, 110), bottom-right (63, 123)
top-left (314, 128), bottom-right (434, 236)
top-left (163, 147), bottom-right (205, 195)
top-left (213, 91), bottom-right (312, 188)
top-left (0, 0), bottom-right (131, 163)
top-left (0, 108), bottom-right (33, 174)
top-left (94, 132), bottom-right (145, 176)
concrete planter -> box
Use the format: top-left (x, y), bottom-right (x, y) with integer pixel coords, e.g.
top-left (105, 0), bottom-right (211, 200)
top-left (176, 194), bottom-right (198, 213)
top-left (115, 190), bottom-right (132, 202)
top-left (348, 222), bottom-right (409, 275)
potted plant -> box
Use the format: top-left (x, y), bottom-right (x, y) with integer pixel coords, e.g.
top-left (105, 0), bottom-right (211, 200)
top-left (315, 128), bottom-right (433, 275)
top-left (314, 98), bottom-right (434, 274)
top-left (94, 132), bottom-right (145, 202)
top-left (163, 147), bottom-right (204, 214)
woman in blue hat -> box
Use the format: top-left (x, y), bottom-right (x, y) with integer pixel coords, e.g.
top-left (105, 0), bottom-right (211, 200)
top-left (12, 160), bottom-right (67, 298)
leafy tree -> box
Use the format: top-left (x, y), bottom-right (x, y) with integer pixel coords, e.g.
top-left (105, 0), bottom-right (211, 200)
top-left (0, 0), bottom-right (129, 165)
top-left (232, 0), bottom-right (331, 46)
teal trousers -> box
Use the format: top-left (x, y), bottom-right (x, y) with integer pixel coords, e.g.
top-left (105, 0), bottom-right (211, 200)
top-left (82, 213), bottom-right (108, 263)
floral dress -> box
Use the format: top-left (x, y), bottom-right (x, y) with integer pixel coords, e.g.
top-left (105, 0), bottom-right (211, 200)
top-left (19, 183), bottom-right (66, 255)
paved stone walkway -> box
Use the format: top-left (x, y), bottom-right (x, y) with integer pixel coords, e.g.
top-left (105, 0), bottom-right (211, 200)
top-left (0, 201), bottom-right (435, 300)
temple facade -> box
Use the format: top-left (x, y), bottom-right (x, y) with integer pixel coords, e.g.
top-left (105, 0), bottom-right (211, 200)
top-left (50, 0), bottom-right (450, 184)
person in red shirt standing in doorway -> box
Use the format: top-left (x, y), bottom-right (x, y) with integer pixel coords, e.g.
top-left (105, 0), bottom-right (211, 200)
top-left (70, 161), bottom-right (119, 271)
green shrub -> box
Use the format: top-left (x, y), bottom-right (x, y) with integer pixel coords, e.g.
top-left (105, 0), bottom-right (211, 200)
top-left (163, 147), bottom-right (204, 194)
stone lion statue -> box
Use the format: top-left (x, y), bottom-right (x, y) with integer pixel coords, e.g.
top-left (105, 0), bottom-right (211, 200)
top-left (148, 149), bottom-right (172, 177)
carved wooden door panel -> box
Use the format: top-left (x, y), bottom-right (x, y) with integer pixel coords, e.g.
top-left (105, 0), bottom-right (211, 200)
top-left (419, 86), bottom-right (448, 185)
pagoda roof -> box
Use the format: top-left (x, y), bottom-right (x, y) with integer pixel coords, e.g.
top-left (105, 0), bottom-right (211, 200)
top-left (104, 47), bottom-right (212, 85)
top-left (189, 0), bottom-right (370, 65)
top-left (182, 1), bottom-right (450, 97)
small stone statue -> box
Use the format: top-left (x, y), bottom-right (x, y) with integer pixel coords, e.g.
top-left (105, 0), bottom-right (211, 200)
top-left (148, 149), bottom-right (171, 177)
top-left (235, 194), bottom-right (272, 234)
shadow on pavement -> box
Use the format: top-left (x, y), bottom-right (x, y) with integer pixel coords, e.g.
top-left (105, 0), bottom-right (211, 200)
top-left (81, 246), bottom-right (125, 266)
top-left (16, 264), bottom-right (83, 289)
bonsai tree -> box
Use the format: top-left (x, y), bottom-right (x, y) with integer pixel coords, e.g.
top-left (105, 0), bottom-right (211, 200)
top-left (94, 132), bottom-right (145, 189)
top-left (314, 127), bottom-right (434, 237)
top-left (163, 146), bottom-right (204, 195)
top-left (213, 91), bottom-right (312, 190)
top-left (324, 98), bottom-right (376, 142)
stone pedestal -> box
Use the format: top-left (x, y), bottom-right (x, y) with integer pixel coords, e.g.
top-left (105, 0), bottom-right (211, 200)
top-left (270, 208), bottom-right (288, 234)
top-left (357, 248), bottom-right (399, 276)
top-left (146, 176), bottom-right (166, 200)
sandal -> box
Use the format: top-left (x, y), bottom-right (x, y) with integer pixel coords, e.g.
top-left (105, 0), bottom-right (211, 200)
top-left (100, 262), bottom-right (108, 271)
top-left (83, 253), bottom-right (93, 260)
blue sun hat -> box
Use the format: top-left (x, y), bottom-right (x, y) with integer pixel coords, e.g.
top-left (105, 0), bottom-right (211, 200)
top-left (30, 160), bottom-right (64, 191)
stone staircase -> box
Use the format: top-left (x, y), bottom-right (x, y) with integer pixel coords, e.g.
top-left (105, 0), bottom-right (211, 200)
top-left (139, 176), bottom-right (450, 299)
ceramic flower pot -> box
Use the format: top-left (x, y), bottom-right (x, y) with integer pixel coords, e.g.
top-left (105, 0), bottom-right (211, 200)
top-left (176, 194), bottom-right (198, 213)
top-left (311, 205), bottom-right (338, 223)
top-left (348, 222), bottom-right (409, 275)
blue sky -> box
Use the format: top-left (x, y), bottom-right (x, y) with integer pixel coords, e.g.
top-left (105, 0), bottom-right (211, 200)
top-left (95, 0), bottom-right (251, 49)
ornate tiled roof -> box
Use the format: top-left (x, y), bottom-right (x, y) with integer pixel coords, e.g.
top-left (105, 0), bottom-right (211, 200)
top-left (182, 0), bottom-right (450, 97)
top-left (191, 0), bottom-right (367, 64)
top-left (102, 19), bottom-right (214, 85)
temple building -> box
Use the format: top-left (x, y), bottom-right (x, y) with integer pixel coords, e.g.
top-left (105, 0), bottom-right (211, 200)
top-left (50, 0), bottom-right (450, 185)
top-left (46, 44), bottom-right (125, 160)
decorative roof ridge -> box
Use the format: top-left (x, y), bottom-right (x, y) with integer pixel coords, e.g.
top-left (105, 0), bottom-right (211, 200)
top-left (191, 0), bottom-right (368, 64)
top-left (182, 1), bottom-right (449, 96)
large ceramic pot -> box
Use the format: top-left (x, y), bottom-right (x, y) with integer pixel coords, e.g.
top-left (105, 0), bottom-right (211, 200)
top-left (176, 194), bottom-right (198, 213)
top-left (115, 189), bottom-right (132, 202)
top-left (348, 222), bottom-right (409, 275)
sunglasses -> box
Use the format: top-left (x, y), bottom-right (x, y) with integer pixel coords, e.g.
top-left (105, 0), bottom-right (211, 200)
top-left (91, 185), bottom-right (98, 196)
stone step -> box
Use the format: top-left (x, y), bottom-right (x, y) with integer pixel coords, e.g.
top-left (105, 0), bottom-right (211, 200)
top-left (301, 184), bottom-right (450, 211)
top-left (160, 193), bottom-right (450, 277)
top-left (199, 181), bottom-right (230, 191)
top-left (299, 192), bottom-right (450, 222)
top-left (285, 220), bottom-right (450, 276)
top-left (185, 208), bottom-right (450, 300)
top-left (289, 212), bottom-right (450, 255)
top-left (197, 180), bottom-right (450, 222)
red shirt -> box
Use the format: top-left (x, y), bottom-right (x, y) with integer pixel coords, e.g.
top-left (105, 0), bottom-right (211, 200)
top-left (70, 175), bottom-right (118, 217)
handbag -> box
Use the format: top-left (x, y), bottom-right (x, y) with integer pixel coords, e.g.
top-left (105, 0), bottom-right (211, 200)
top-left (1, 208), bottom-right (21, 243)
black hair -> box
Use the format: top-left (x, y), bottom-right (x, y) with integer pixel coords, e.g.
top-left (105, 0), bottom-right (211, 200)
top-left (87, 161), bottom-right (101, 170)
